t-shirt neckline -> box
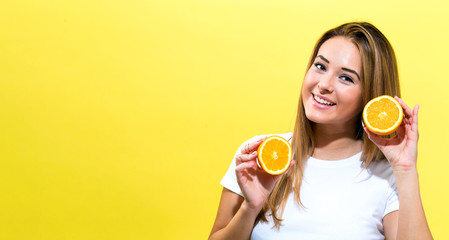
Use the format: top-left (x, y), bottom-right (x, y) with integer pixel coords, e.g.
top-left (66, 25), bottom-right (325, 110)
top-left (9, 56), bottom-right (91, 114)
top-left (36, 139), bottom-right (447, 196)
top-left (307, 151), bottom-right (362, 168)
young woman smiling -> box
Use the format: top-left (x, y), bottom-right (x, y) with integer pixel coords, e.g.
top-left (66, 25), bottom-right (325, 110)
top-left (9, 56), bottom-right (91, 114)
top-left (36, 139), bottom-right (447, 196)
top-left (209, 22), bottom-right (433, 240)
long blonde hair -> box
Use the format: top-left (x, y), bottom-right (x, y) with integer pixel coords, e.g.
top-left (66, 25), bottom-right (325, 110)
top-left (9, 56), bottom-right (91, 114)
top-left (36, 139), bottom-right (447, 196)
top-left (256, 22), bottom-right (401, 228)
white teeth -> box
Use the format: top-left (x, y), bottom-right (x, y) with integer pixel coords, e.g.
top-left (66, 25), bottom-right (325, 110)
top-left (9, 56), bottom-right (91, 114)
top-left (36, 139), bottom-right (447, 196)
top-left (313, 95), bottom-right (335, 106)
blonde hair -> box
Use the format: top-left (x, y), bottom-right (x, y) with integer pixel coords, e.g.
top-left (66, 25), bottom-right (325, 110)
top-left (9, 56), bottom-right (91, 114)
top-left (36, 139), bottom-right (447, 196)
top-left (256, 22), bottom-right (401, 228)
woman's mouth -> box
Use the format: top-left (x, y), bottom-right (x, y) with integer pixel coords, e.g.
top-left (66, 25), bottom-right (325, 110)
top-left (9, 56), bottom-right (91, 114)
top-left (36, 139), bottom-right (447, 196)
top-left (313, 94), bottom-right (336, 106)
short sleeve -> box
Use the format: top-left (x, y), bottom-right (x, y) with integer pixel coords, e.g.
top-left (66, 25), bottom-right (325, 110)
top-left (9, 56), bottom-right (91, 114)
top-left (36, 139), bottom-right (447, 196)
top-left (220, 135), bottom-right (263, 197)
top-left (383, 174), bottom-right (399, 217)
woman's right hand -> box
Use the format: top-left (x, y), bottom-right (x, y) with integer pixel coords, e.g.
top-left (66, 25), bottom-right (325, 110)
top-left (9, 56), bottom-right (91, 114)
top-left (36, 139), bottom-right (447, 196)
top-left (235, 137), bottom-right (291, 212)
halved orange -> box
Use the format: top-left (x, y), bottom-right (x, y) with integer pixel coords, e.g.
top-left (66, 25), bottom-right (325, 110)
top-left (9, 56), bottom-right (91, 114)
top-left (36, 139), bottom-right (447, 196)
top-left (257, 135), bottom-right (292, 175)
top-left (362, 95), bottom-right (403, 136)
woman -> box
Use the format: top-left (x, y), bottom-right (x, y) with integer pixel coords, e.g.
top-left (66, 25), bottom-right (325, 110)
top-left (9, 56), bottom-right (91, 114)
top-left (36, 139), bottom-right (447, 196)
top-left (209, 22), bottom-right (433, 239)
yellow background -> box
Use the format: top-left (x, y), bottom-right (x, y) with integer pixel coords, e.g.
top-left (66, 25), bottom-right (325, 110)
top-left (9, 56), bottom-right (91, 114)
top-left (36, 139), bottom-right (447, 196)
top-left (1, 0), bottom-right (448, 239)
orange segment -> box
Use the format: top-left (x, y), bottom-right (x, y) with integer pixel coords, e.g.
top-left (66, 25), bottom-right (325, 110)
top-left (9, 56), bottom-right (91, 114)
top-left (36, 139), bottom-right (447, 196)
top-left (362, 95), bottom-right (403, 136)
top-left (257, 136), bottom-right (292, 175)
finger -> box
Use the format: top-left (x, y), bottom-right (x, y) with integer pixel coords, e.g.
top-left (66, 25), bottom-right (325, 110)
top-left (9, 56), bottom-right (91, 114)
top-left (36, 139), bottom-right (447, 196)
top-left (394, 96), bottom-right (413, 118)
top-left (413, 104), bottom-right (419, 123)
top-left (235, 151), bottom-right (258, 163)
top-left (235, 161), bottom-right (256, 172)
top-left (364, 127), bottom-right (386, 146)
top-left (240, 137), bottom-right (266, 154)
top-left (412, 104), bottom-right (420, 135)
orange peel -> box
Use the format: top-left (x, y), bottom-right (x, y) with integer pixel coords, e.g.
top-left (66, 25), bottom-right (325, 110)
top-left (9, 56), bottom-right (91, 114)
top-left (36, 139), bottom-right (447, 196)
top-left (257, 136), bottom-right (292, 175)
top-left (362, 95), bottom-right (403, 136)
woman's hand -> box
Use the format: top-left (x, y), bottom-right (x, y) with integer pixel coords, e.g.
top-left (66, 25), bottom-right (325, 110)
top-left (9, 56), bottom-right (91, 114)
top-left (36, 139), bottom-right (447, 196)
top-left (364, 96), bottom-right (419, 172)
top-left (235, 137), bottom-right (293, 211)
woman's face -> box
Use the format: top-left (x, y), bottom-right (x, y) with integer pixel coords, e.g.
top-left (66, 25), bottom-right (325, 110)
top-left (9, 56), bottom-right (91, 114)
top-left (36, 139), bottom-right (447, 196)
top-left (302, 36), bottom-right (363, 127)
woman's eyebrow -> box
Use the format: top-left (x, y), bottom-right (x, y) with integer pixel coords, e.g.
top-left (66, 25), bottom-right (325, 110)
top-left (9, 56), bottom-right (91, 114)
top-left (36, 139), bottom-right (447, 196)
top-left (317, 55), bottom-right (329, 63)
top-left (342, 67), bottom-right (361, 80)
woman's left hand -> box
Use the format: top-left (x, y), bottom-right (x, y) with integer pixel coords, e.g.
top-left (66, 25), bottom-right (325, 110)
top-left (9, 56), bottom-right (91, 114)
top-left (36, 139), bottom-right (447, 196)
top-left (364, 96), bottom-right (419, 172)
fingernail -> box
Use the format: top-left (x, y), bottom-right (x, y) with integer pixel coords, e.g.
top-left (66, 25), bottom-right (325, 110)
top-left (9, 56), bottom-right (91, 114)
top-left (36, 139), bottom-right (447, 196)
top-left (252, 151), bottom-right (257, 155)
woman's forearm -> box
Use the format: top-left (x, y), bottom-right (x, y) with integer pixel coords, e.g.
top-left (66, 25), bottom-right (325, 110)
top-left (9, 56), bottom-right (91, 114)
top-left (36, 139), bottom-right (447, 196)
top-left (394, 168), bottom-right (433, 240)
top-left (209, 200), bottom-right (260, 240)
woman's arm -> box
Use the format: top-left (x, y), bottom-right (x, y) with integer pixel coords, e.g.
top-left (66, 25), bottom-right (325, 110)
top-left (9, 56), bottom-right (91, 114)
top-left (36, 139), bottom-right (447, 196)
top-left (209, 136), bottom-right (289, 240)
top-left (366, 97), bottom-right (433, 240)
top-left (384, 169), bottom-right (432, 240)
top-left (383, 169), bottom-right (432, 240)
top-left (209, 188), bottom-right (260, 240)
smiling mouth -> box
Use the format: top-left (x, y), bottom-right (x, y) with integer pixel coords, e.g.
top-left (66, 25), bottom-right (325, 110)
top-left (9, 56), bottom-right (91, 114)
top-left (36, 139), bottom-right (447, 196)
top-left (313, 94), bottom-right (336, 106)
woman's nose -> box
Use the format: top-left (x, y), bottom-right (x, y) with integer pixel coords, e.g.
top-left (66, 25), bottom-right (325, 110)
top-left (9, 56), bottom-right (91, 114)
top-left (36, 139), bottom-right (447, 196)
top-left (317, 74), bottom-right (334, 93)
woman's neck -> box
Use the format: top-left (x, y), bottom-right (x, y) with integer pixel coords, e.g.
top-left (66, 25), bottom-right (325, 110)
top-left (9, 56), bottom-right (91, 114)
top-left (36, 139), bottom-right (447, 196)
top-left (311, 123), bottom-right (363, 161)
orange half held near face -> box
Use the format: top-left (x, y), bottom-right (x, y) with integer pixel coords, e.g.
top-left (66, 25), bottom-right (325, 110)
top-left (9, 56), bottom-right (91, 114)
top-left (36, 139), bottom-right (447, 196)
top-left (257, 136), bottom-right (292, 175)
top-left (362, 95), bottom-right (403, 136)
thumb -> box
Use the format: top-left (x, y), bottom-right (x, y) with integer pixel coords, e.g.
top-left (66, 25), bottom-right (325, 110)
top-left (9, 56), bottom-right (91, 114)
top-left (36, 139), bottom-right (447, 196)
top-left (364, 127), bottom-right (386, 147)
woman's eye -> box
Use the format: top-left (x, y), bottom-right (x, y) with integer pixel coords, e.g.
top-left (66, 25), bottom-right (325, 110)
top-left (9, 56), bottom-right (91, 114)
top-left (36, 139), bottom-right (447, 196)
top-left (314, 63), bottom-right (326, 71)
top-left (341, 75), bottom-right (354, 83)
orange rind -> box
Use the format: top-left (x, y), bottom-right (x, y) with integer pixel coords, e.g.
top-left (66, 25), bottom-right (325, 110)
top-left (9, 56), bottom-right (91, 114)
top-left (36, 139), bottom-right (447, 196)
top-left (257, 136), bottom-right (292, 175)
top-left (362, 95), bottom-right (403, 136)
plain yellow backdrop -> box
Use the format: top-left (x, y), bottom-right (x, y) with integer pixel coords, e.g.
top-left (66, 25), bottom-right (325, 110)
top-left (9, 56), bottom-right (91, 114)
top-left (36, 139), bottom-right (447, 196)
top-left (1, 0), bottom-right (448, 239)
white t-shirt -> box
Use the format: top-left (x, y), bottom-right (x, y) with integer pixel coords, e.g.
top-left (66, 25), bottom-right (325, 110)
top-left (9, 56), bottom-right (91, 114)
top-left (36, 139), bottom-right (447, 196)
top-left (220, 132), bottom-right (399, 240)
